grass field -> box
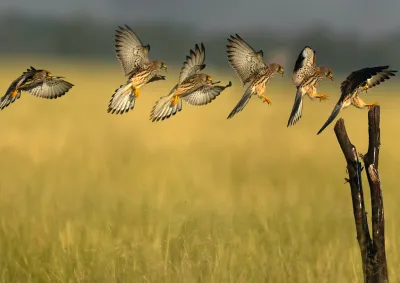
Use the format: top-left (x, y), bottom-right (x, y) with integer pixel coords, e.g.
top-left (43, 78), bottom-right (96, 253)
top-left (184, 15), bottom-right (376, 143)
top-left (0, 56), bottom-right (399, 282)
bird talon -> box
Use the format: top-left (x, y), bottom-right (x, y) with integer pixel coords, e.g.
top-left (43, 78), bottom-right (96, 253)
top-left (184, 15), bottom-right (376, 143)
top-left (316, 94), bottom-right (329, 102)
top-left (261, 95), bottom-right (272, 105)
top-left (171, 96), bottom-right (179, 106)
top-left (133, 87), bottom-right (140, 98)
top-left (367, 102), bottom-right (378, 109)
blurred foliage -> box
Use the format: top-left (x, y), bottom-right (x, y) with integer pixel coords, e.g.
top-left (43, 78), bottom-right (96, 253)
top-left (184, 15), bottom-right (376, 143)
top-left (0, 13), bottom-right (399, 74)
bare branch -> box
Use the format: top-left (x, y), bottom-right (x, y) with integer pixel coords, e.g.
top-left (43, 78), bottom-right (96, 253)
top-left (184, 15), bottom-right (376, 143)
top-left (334, 118), bottom-right (372, 279)
top-left (363, 106), bottom-right (388, 282)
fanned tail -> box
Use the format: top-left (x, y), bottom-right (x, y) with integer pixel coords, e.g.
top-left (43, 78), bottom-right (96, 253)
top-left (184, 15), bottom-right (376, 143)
top-left (150, 94), bottom-right (182, 122)
top-left (107, 82), bottom-right (135, 115)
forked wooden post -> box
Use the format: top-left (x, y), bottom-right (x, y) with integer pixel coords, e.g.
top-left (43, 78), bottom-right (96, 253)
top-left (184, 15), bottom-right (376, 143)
top-left (333, 105), bottom-right (388, 283)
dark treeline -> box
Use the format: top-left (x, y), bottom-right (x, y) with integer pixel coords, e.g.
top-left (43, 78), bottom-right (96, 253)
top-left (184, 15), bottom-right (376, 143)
top-left (0, 13), bottom-right (399, 74)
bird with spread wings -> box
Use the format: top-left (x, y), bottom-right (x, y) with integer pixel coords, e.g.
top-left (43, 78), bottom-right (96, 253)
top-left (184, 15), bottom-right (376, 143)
top-left (317, 65), bottom-right (397, 135)
top-left (108, 25), bottom-right (167, 115)
top-left (149, 43), bottom-right (232, 122)
top-left (0, 66), bottom-right (73, 111)
top-left (287, 46), bottom-right (333, 127)
top-left (225, 34), bottom-right (284, 119)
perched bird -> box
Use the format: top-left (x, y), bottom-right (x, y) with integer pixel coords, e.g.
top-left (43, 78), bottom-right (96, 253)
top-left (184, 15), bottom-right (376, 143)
top-left (150, 43), bottom-right (231, 122)
top-left (287, 46), bottom-right (333, 127)
top-left (226, 34), bottom-right (284, 119)
top-left (108, 25), bottom-right (167, 115)
top-left (317, 65), bottom-right (397, 135)
top-left (0, 66), bottom-right (73, 110)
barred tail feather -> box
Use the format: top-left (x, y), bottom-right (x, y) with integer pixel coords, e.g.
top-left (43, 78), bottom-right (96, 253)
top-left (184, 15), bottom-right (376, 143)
top-left (287, 87), bottom-right (304, 127)
top-left (317, 103), bottom-right (343, 135)
top-left (227, 86), bottom-right (253, 119)
top-left (107, 82), bottom-right (135, 115)
top-left (0, 87), bottom-right (21, 110)
top-left (150, 95), bottom-right (182, 122)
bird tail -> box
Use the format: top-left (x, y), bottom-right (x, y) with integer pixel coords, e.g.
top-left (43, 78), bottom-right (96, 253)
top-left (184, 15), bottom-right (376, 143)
top-left (317, 103), bottom-right (343, 135)
top-left (107, 82), bottom-right (135, 115)
top-left (227, 86), bottom-right (253, 119)
top-left (287, 87), bottom-right (304, 127)
top-left (150, 92), bottom-right (182, 122)
top-left (0, 85), bottom-right (21, 110)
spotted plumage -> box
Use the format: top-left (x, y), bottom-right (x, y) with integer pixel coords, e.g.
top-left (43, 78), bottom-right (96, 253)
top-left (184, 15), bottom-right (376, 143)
top-left (149, 43), bottom-right (231, 122)
top-left (226, 34), bottom-right (284, 119)
top-left (317, 65), bottom-right (397, 135)
top-left (287, 46), bottom-right (333, 127)
top-left (287, 66), bottom-right (333, 127)
top-left (292, 46), bottom-right (316, 86)
top-left (108, 25), bottom-right (167, 115)
top-left (0, 66), bottom-right (73, 111)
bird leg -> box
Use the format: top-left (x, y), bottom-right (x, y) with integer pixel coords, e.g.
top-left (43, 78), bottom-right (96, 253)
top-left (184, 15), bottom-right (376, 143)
top-left (260, 94), bottom-right (272, 105)
top-left (314, 94), bottom-right (329, 102)
top-left (366, 101), bottom-right (378, 109)
top-left (10, 89), bottom-right (19, 97)
top-left (171, 96), bottom-right (179, 106)
top-left (132, 86), bottom-right (140, 98)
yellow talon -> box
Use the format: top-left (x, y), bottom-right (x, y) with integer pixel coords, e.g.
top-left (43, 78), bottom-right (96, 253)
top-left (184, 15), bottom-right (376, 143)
top-left (10, 89), bottom-right (19, 98)
top-left (366, 102), bottom-right (378, 109)
top-left (171, 96), bottom-right (179, 106)
top-left (133, 87), bottom-right (140, 97)
top-left (316, 94), bottom-right (329, 102)
top-left (261, 95), bottom-right (272, 105)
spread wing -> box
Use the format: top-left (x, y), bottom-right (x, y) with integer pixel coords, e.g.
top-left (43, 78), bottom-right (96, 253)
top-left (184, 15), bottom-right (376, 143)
top-left (182, 81), bottom-right (232, 106)
top-left (292, 46), bottom-right (316, 86)
top-left (287, 87), bottom-right (306, 127)
top-left (339, 66), bottom-right (397, 103)
top-left (178, 43), bottom-right (206, 85)
top-left (115, 25), bottom-right (150, 76)
top-left (22, 77), bottom-right (74, 99)
top-left (226, 34), bottom-right (266, 86)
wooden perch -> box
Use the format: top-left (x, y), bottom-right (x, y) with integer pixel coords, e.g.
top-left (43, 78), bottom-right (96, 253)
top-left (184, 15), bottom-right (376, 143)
top-left (333, 105), bottom-right (388, 283)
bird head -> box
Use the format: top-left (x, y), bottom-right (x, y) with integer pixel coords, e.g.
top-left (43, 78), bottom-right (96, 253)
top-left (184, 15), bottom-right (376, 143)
top-left (270, 63), bottom-right (284, 77)
top-left (362, 82), bottom-right (369, 93)
top-left (159, 61), bottom-right (167, 71)
top-left (318, 67), bottom-right (334, 80)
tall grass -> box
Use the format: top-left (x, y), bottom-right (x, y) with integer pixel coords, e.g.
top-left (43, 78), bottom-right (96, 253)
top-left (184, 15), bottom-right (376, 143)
top-left (0, 57), bottom-right (399, 282)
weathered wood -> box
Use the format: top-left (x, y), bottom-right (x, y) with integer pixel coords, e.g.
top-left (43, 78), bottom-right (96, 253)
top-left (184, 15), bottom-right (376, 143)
top-left (333, 106), bottom-right (388, 283)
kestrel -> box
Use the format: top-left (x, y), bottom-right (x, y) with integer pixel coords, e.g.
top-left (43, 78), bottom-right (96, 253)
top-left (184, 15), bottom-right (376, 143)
top-left (108, 25), bottom-right (167, 115)
top-left (317, 65), bottom-right (397, 135)
top-left (226, 34), bottom-right (284, 119)
top-left (149, 43), bottom-right (232, 122)
top-left (287, 46), bottom-right (333, 127)
top-left (0, 66), bottom-right (73, 110)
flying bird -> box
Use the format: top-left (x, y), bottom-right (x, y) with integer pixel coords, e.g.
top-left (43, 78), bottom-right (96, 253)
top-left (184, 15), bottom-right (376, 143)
top-left (317, 65), bottom-right (397, 135)
top-left (108, 25), bottom-right (167, 115)
top-left (0, 66), bottom-right (73, 111)
top-left (150, 43), bottom-right (231, 122)
top-left (226, 34), bottom-right (284, 119)
top-left (287, 46), bottom-right (333, 127)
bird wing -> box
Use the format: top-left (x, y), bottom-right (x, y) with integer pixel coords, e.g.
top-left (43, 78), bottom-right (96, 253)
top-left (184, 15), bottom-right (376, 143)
top-left (287, 87), bottom-right (306, 127)
top-left (115, 25), bottom-right (150, 76)
top-left (178, 43), bottom-right (206, 85)
top-left (226, 34), bottom-right (267, 86)
top-left (339, 66), bottom-right (397, 103)
top-left (22, 77), bottom-right (74, 99)
top-left (182, 81), bottom-right (232, 106)
top-left (292, 46), bottom-right (316, 86)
